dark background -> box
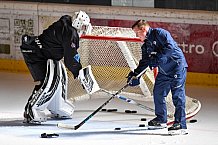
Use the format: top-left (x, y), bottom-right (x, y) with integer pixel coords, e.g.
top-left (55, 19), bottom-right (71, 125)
top-left (10, 0), bottom-right (218, 11)
top-left (155, 0), bottom-right (218, 11)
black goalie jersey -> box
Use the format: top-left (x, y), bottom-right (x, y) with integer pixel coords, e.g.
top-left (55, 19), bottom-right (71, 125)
top-left (38, 15), bottom-right (82, 78)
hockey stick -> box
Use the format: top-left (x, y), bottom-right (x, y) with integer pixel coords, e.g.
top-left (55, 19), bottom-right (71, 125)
top-left (57, 68), bottom-right (147, 130)
top-left (101, 89), bottom-right (155, 113)
top-left (78, 65), bottom-right (154, 112)
top-left (102, 89), bottom-right (172, 118)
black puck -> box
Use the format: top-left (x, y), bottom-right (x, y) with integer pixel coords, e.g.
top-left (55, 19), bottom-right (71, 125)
top-left (101, 109), bottom-right (107, 111)
top-left (107, 109), bottom-right (118, 112)
top-left (114, 127), bottom-right (121, 130)
top-left (189, 119), bottom-right (197, 123)
top-left (41, 133), bottom-right (59, 138)
top-left (141, 118), bottom-right (147, 121)
top-left (131, 110), bottom-right (137, 113)
top-left (139, 124), bottom-right (145, 127)
top-left (41, 133), bottom-right (47, 138)
top-left (125, 110), bottom-right (132, 113)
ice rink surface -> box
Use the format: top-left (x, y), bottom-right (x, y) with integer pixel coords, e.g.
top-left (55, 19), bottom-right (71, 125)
top-left (0, 72), bottom-right (218, 145)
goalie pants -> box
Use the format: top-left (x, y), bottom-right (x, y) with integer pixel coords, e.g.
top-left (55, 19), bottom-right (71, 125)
top-left (21, 43), bottom-right (47, 83)
top-left (153, 68), bottom-right (187, 129)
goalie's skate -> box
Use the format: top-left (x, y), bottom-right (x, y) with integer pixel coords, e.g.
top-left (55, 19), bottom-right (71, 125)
top-left (23, 102), bottom-right (47, 124)
top-left (23, 108), bottom-right (33, 124)
top-left (23, 112), bottom-right (46, 124)
top-left (23, 89), bottom-right (47, 124)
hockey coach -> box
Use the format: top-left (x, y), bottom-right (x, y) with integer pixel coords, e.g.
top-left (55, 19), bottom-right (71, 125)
top-left (127, 20), bottom-right (188, 135)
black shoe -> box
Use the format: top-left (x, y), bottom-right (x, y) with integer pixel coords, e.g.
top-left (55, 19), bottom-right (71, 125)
top-left (148, 118), bottom-right (167, 129)
top-left (168, 123), bottom-right (188, 135)
top-left (168, 123), bottom-right (181, 131)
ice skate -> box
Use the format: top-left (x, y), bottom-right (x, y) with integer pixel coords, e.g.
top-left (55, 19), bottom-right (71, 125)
top-left (148, 117), bottom-right (167, 129)
top-left (168, 123), bottom-right (188, 135)
top-left (23, 102), bottom-right (47, 124)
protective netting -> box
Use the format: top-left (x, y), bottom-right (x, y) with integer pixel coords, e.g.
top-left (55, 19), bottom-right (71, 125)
top-left (65, 26), bottom-right (201, 123)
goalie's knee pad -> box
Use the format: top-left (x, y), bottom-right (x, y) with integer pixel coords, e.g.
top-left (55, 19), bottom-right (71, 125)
top-left (24, 59), bottom-right (74, 123)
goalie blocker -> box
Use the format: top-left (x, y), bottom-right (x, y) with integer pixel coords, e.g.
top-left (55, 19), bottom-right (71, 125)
top-left (78, 65), bottom-right (100, 94)
top-left (24, 59), bottom-right (75, 123)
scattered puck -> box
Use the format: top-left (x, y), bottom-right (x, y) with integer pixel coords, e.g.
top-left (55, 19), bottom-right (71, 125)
top-left (114, 127), bottom-right (121, 130)
top-left (189, 119), bottom-right (197, 123)
top-left (41, 133), bottom-right (59, 138)
top-left (101, 109), bottom-right (107, 112)
top-left (131, 110), bottom-right (137, 113)
top-left (139, 124), bottom-right (145, 127)
top-left (107, 109), bottom-right (118, 112)
top-left (125, 110), bottom-right (132, 113)
top-left (141, 118), bottom-right (147, 121)
top-left (125, 110), bottom-right (137, 113)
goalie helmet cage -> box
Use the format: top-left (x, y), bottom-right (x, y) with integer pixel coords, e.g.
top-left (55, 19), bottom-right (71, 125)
top-left (64, 26), bottom-right (201, 122)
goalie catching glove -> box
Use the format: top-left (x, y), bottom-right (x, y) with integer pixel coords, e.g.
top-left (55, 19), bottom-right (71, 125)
top-left (126, 71), bottom-right (141, 86)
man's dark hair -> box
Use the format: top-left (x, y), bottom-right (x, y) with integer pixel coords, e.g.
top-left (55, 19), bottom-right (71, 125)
top-left (131, 20), bottom-right (150, 29)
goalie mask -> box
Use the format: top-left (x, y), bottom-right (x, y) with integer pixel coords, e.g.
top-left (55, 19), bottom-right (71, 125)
top-left (72, 11), bottom-right (92, 37)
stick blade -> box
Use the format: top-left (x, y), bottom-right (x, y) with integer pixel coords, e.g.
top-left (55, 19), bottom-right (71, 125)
top-left (57, 123), bottom-right (76, 130)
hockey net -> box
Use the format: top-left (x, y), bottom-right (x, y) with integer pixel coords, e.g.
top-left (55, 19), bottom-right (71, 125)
top-left (65, 26), bottom-right (201, 123)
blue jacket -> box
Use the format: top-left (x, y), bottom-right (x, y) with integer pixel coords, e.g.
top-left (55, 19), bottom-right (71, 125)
top-left (134, 28), bottom-right (188, 75)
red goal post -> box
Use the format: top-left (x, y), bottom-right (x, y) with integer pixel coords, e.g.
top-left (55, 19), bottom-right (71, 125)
top-left (81, 35), bottom-right (142, 42)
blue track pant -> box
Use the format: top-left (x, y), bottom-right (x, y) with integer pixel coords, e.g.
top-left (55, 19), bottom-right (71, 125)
top-left (153, 68), bottom-right (187, 129)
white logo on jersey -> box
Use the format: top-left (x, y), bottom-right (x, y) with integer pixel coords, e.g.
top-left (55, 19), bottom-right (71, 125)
top-left (71, 42), bottom-right (76, 48)
top-left (153, 41), bottom-right (157, 45)
top-left (35, 38), bottom-right (42, 49)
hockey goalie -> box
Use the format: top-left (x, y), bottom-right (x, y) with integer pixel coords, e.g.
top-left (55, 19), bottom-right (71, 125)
top-left (20, 11), bottom-right (92, 123)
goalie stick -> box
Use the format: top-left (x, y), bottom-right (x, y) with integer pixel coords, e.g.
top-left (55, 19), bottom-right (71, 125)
top-left (57, 67), bottom-right (147, 130)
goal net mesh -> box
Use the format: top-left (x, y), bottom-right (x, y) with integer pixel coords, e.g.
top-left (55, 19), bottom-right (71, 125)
top-left (65, 26), bottom-right (201, 123)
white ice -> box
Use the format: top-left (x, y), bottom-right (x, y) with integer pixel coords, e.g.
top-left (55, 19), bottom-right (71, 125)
top-left (0, 72), bottom-right (218, 145)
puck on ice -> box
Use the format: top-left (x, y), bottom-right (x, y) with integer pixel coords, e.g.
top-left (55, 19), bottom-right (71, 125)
top-left (125, 110), bottom-right (137, 113)
top-left (125, 110), bottom-right (131, 113)
top-left (41, 133), bottom-right (59, 138)
top-left (141, 118), bottom-right (147, 121)
top-left (139, 124), bottom-right (145, 127)
top-left (101, 109), bottom-right (107, 111)
top-left (189, 119), bottom-right (197, 123)
top-left (131, 110), bottom-right (137, 113)
top-left (107, 109), bottom-right (118, 112)
top-left (114, 127), bottom-right (121, 130)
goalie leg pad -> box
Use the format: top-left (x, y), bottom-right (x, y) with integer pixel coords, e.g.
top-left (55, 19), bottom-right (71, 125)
top-left (24, 59), bottom-right (62, 123)
top-left (24, 60), bottom-right (75, 123)
top-left (48, 95), bottom-right (75, 118)
top-left (47, 60), bottom-right (75, 118)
